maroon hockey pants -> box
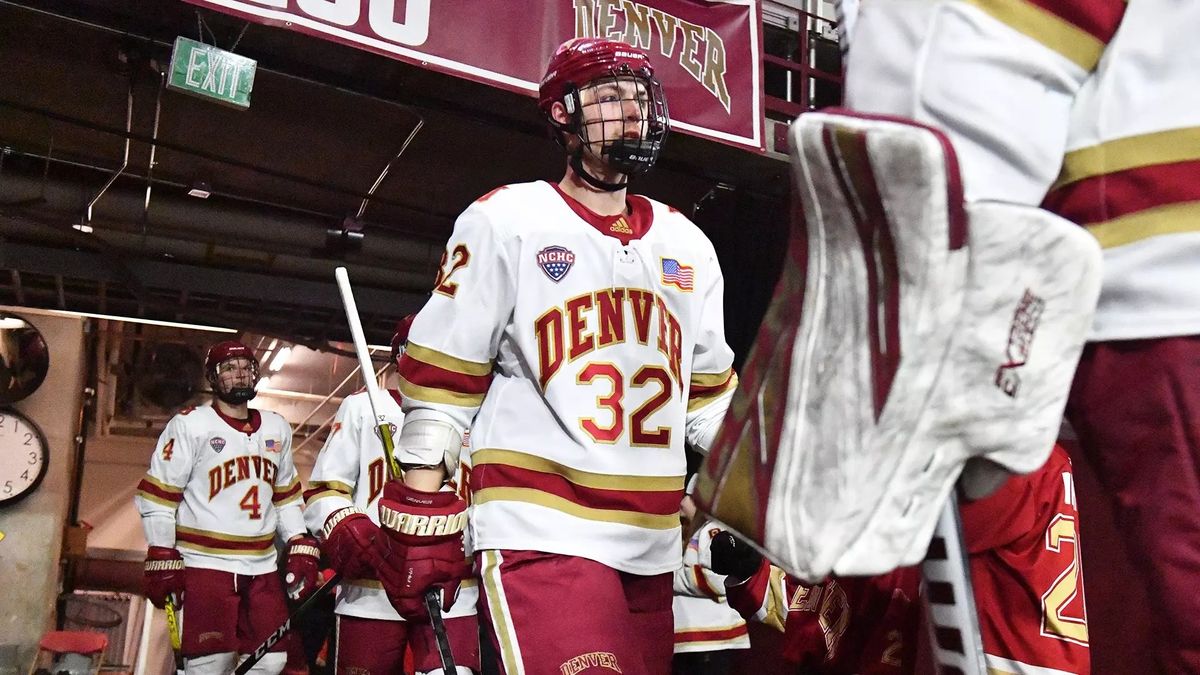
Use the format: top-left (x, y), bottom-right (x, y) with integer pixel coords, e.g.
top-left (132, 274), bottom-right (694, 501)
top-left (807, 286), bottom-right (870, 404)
top-left (1067, 335), bottom-right (1200, 675)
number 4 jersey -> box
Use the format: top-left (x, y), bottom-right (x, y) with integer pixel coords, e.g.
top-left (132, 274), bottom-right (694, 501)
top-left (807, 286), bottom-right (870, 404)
top-left (397, 180), bottom-right (738, 576)
top-left (135, 405), bottom-right (305, 575)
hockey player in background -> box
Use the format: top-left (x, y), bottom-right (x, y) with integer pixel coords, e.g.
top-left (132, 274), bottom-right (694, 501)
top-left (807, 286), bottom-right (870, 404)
top-left (134, 340), bottom-right (319, 675)
top-left (303, 317), bottom-right (479, 674)
top-left (841, 0), bottom-right (1199, 670)
top-left (962, 443), bottom-right (1089, 674)
top-left (373, 37), bottom-right (738, 675)
top-left (673, 476), bottom-right (750, 675)
top-left (710, 532), bottom-right (921, 675)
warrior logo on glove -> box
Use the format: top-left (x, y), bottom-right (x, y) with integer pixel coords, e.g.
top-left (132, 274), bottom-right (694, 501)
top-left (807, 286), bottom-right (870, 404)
top-left (375, 480), bottom-right (471, 621)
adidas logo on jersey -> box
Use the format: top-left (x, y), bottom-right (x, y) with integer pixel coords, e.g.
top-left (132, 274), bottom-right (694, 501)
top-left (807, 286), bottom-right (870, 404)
top-left (609, 217), bottom-right (633, 235)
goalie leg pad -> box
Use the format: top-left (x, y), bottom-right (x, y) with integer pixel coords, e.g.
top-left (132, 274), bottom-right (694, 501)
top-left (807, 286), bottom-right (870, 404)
top-left (696, 111), bottom-right (1100, 581)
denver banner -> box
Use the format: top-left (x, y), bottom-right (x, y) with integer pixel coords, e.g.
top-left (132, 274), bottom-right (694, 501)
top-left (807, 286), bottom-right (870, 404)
top-left (182, 0), bottom-right (764, 150)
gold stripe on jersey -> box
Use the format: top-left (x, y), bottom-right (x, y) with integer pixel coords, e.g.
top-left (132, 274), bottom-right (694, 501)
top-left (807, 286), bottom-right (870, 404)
top-left (140, 474), bottom-right (183, 494)
top-left (1087, 201), bottom-right (1200, 249)
top-left (473, 487), bottom-right (682, 530)
top-left (136, 474), bottom-right (184, 507)
top-left (397, 375), bottom-right (487, 407)
top-left (137, 493), bottom-right (178, 508)
top-left (690, 368), bottom-right (735, 388)
top-left (308, 480), bottom-right (353, 495)
top-left (472, 448), bottom-right (684, 492)
top-left (1052, 127), bottom-right (1200, 189)
top-left (962, 0), bottom-right (1105, 71)
top-left (273, 478), bottom-right (302, 505)
top-left (688, 373), bottom-right (739, 412)
top-left (481, 551), bottom-right (525, 675)
top-left (304, 480), bottom-right (354, 505)
top-left (175, 526), bottom-right (274, 555)
top-left (405, 342), bottom-right (494, 376)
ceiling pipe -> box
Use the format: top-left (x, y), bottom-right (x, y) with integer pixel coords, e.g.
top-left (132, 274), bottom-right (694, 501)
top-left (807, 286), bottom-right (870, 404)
top-left (84, 77), bottom-right (133, 226)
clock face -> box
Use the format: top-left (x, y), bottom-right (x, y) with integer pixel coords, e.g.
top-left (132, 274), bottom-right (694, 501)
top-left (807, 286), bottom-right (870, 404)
top-left (0, 409), bottom-right (49, 506)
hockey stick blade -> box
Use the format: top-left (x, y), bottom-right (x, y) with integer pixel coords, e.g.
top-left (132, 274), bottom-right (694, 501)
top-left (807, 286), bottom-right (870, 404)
top-left (233, 573), bottom-right (342, 675)
top-left (425, 588), bottom-right (457, 673)
top-left (165, 597), bottom-right (184, 675)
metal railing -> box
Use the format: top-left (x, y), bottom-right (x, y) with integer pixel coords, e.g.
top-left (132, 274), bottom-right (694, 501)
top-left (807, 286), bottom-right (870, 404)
top-left (763, 8), bottom-right (844, 120)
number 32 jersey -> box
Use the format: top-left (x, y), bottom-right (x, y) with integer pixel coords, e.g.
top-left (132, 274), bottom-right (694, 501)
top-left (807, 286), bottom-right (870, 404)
top-left (135, 405), bottom-right (304, 575)
top-left (397, 180), bottom-right (738, 576)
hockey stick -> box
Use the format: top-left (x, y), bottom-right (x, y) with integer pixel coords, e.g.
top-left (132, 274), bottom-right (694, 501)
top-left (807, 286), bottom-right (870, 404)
top-left (233, 573), bottom-right (342, 675)
top-left (334, 266), bottom-right (457, 672)
top-left (164, 597), bottom-right (184, 675)
top-left (334, 266), bottom-right (403, 481)
top-left (922, 493), bottom-right (987, 675)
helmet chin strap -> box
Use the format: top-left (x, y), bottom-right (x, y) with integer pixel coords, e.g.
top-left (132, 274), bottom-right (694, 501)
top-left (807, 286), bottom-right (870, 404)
top-left (570, 145), bottom-right (628, 193)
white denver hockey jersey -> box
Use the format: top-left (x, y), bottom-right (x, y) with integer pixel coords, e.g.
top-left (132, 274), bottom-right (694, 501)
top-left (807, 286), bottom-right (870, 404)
top-left (673, 521), bottom-right (750, 654)
top-left (303, 389), bottom-right (478, 620)
top-left (396, 180), bottom-right (737, 576)
top-left (134, 405), bottom-right (304, 575)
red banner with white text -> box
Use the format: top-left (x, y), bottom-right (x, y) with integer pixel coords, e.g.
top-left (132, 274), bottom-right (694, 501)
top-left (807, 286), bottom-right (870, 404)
top-left (183, 0), bottom-right (764, 150)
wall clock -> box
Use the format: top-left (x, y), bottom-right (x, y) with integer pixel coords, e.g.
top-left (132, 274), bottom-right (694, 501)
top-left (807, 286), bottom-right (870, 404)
top-left (0, 408), bottom-right (49, 506)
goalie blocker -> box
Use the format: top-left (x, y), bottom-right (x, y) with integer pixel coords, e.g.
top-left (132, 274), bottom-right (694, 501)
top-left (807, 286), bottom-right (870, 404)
top-left (694, 110), bottom-right (1102, 581)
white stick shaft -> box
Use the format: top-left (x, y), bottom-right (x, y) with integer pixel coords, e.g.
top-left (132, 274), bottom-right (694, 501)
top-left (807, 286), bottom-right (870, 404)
top-left (334, 267), bottom-right (386, 421)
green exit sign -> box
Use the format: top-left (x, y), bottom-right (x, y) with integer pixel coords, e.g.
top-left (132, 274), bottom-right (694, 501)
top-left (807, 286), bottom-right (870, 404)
top-left (167, 37), bottom-right (256, 109)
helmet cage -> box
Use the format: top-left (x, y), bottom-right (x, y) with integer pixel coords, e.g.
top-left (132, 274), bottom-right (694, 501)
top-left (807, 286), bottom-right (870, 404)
top-left (204, 342), bottom-right (260, 405)
top-left (550, 65), bottom-right (669, 185)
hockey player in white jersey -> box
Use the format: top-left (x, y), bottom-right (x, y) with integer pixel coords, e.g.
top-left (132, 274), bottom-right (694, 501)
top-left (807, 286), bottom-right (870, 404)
top-left (134, 340), bottom-right (319, 675)
top-left (673, 476), bottom-right (750, 674)
top-left (372, 37), bottom-right (739, 675)
top-left (303, 317), bottom-right (480, 674)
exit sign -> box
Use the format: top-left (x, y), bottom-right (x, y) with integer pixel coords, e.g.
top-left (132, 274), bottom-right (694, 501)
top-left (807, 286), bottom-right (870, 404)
top-left (167, 37), bottom-right (256, 109)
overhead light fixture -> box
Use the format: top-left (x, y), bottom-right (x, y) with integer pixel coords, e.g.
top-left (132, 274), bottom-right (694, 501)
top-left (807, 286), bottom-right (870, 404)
top-left (187, 178), bottom-right (211, 199)
top-left (72, 223), bottom-right (95, 233)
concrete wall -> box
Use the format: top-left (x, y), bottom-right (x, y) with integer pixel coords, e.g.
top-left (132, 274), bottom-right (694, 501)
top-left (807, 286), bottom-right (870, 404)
top-left (0, 307), bottom-right (86, 670)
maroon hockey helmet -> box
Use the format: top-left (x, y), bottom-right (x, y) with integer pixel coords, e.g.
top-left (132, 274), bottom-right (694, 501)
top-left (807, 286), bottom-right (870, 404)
top-left (204, 340), bottom-right (260, 404)
top-left (538, 37), bottom-right (669, 184)
top-left (391, 314), bottom-right (416, 364)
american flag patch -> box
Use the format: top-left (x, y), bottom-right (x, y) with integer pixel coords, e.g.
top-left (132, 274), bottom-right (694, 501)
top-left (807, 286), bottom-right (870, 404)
top-left (264, 439), bottom-right (280, 453)
top-left (660, 258), bottom-right (694, 291)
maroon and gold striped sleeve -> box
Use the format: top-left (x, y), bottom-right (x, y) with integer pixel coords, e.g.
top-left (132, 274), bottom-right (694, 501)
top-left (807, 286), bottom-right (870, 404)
top-left (396, 342), bottom-right (493, 409)
top-left (688, 369), bottom-right (738, 413)
top-left (136, 474), bottom-right (184, 508)
top-left (1043, 127), bottom-right (1200, 248)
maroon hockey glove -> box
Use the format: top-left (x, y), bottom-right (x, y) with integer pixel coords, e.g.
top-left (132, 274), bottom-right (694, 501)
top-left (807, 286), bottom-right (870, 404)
top-left (376, 480), bottom-right (471, 621)
top-left (143, 546), bottom-right (185, 609)
top-left (284, 535), bottom-right (322, 601)
top-left (322, 507), bottom-right (382, 580)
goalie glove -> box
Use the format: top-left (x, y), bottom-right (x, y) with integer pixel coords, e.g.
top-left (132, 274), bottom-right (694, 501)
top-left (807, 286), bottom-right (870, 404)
top-left (376, 480), bottom-right (471, 621)
top-left (143, 546), bottom-right (185, 609)
top-left (284, 535), bottom-right (322, 601)
top-left (322, 507), bottom-right (382, 580)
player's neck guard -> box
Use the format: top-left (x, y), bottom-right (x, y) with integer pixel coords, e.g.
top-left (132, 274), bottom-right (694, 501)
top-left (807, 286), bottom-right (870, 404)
top-left (570, 149), bottom-right (628, 192)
